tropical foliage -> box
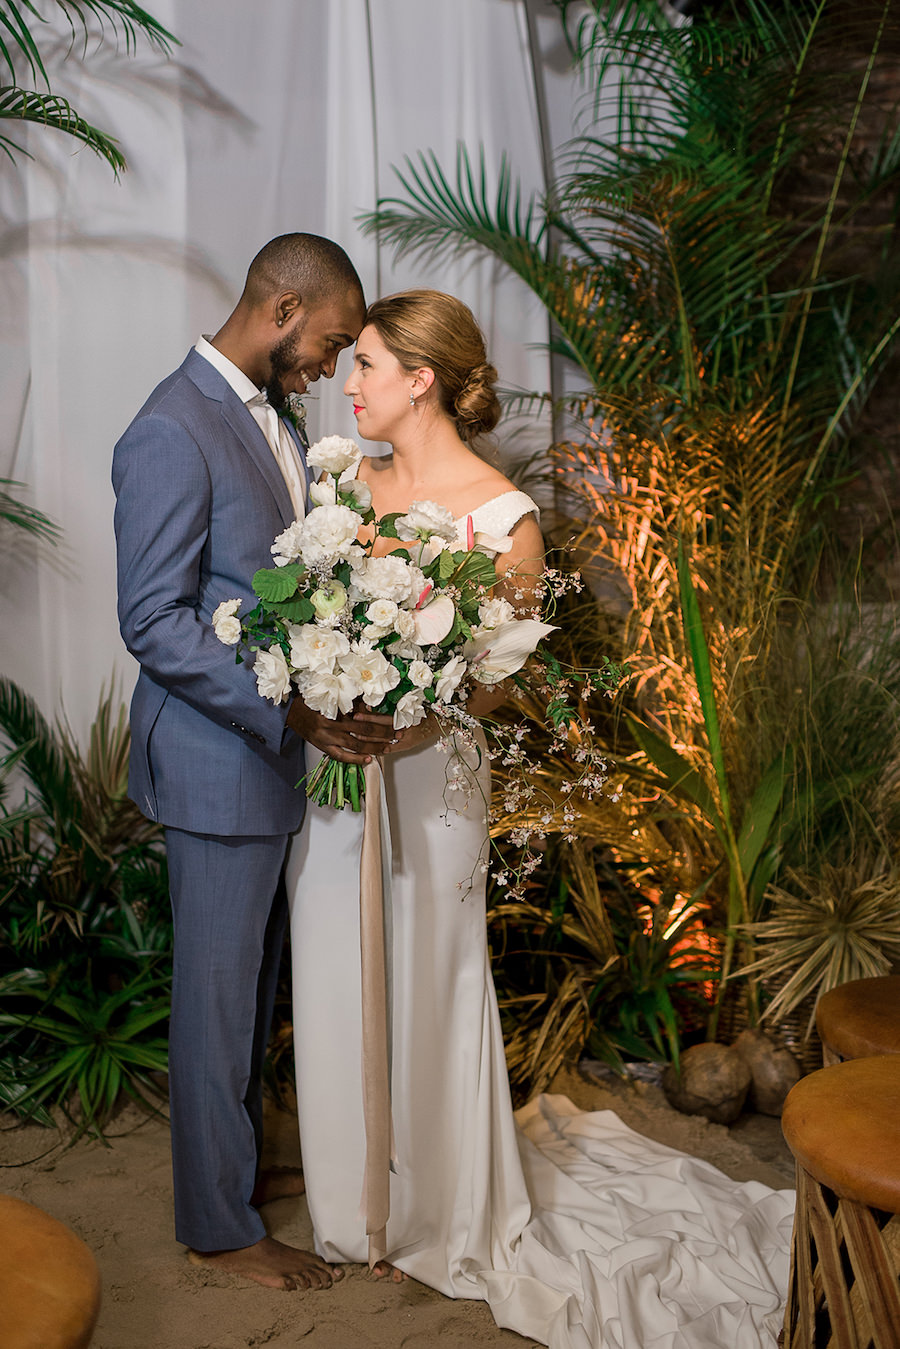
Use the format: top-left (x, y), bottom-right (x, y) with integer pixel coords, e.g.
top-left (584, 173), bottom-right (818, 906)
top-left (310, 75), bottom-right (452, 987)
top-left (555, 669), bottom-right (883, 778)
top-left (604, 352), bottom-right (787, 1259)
top-left (0, 677), bottom-right (171, 1136)
top-left (365, 0), bottom-right (900, 1087)
top-left (0, 0), bottom-right (176, 170)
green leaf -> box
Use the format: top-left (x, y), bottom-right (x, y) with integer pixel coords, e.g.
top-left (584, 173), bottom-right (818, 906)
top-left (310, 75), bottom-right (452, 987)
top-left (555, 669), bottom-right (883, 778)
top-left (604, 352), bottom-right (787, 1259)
top-left (736, 749), bottom-right (792, 884)
top-left (626, 714), bottom-right (725, 839)
top-left (266, 595), bottom-right (314, 623)
top-left (677, 540), bottom-right (732, 830)
top-left (376, 512), bottom-right (402, 539)
top-left (451, 549), bottom-right (497, 592)
top-left (252, 563), bottom-right (304, 603)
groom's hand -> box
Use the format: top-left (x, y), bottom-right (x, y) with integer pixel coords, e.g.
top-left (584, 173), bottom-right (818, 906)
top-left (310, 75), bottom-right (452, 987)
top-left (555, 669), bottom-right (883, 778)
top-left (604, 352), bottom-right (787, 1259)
top-left (287, 699), bottom-right (396, 764)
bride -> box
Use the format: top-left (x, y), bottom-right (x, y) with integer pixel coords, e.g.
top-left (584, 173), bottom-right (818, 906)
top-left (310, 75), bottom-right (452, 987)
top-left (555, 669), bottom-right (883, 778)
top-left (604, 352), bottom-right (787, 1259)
top-left (286, 290), bottom-right (794, 1349)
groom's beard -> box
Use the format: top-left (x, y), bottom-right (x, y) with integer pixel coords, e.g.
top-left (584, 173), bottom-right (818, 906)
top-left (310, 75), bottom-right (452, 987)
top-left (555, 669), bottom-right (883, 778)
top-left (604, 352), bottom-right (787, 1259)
top-left (266, 317), bottom-right (308, 411)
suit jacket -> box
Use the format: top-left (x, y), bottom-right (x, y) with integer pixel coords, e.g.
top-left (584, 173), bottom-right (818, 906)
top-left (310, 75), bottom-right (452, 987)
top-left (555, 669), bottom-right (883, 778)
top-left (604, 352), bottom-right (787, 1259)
top-left (113, 348), bottom-right (308, 836)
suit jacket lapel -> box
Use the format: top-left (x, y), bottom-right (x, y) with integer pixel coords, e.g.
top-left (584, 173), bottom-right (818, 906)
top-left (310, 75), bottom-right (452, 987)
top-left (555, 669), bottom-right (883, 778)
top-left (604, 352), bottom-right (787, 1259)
top-left (221, 394), bottom-right (296, 526)
top-left (181, 350), bottom-right (296, 527)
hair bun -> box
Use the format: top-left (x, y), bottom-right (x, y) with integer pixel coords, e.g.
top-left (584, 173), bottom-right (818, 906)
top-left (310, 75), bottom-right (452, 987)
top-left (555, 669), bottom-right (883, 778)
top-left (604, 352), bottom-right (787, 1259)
top-left (454, 361), bottom-right (501, 440)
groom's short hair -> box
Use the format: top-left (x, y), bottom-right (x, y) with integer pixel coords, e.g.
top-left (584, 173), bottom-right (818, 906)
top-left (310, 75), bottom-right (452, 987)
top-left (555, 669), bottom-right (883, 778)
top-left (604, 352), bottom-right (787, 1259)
top-left (243, 233), bottom-right (363, 309)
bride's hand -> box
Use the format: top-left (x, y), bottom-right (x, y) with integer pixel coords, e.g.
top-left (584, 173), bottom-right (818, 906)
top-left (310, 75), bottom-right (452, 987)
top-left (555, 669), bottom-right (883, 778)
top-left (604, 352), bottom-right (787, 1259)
top-left (370, 711), bottom-right (441, 756)
top-left (287, 699), bottom-right (397, 764)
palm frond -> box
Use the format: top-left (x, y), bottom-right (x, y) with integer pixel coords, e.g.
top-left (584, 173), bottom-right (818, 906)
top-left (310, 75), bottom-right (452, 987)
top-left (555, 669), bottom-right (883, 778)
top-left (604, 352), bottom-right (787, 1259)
top-left (0, 84), bottom-right (126, 170)
top-left (0, 0), bottom-right (176, 84)
top-left (0, 478), bottom-right (60, 542)
top-left (0, 675), bottom-right (73, 822)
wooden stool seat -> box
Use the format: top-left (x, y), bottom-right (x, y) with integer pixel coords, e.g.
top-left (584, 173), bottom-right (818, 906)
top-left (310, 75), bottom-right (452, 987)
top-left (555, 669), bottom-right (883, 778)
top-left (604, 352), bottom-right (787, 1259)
top-left (816, 975), bottom-right (900, 1065)
top-left (0, 1195), bottom-right (101, 1349)
top-left (781, 1057), bottom-right (900, 1348)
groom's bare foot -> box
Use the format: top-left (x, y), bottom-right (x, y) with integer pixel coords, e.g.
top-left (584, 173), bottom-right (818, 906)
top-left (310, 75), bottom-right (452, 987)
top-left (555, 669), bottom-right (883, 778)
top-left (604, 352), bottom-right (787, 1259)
top-left (188, 1237), bottom-right (342, 1291)
top-left (371, 1260), bottom-right (409, 1283)
top-left (251, 1166), bottom-right (306, 1206)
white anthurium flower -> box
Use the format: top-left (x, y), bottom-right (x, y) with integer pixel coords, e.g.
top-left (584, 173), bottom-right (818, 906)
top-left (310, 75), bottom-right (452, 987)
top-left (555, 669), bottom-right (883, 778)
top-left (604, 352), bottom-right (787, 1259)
top-left (393, 689), bottom-right (428, 728)
top-left (296, 669), bottom-right (357, 719)
top-left (395, 500), bottom-right (457, 543)
top-left (308, 478), bottom-right (337, 508)
top-left (288, 624), bottom-right (350, 674)
top-left (339, 644), bottom-right (402, 707)
top-left (271, 519), bottom-right (306, 566)
top-left (212, 598), bottom-right (242, 645)
top-left (463, 619), bottom-right (558, 684)
top-left (407, 659), bottom-right (434, 689)
top-left (411, 592), bottom-right (456, 645)
top-left (253, 645), bottom-right (292, 704)
top-left (473, 530), bottom-right (514, 555)
top-left (476, 596), bottom-right (516, 629)
top-left (434, 654), bottom-right (468, 703)
top-left (298, 504), bottom-right (362, 566)
top-left (306, 435), bottom-right (363, 476)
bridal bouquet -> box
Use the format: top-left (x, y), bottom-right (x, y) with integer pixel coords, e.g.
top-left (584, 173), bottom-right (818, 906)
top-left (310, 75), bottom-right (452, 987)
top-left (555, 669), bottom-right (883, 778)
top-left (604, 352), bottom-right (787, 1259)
top-left (213, 435), bottom-right (619, 821)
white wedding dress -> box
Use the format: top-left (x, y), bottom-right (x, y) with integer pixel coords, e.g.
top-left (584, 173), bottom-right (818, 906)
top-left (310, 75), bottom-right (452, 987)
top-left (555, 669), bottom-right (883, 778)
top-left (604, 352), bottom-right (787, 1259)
top-left (287, 490), bottom-right (794, 1349)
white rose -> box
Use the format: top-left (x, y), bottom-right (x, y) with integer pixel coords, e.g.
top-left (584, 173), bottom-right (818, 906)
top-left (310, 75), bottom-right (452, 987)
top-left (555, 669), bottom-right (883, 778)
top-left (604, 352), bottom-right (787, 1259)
top-left (308, 478), bottom-right (337, 508)
top-left (393, 689), bottom-right (427, 728)
top-left (393, 609), bottom-right (417, 641)
top-left (271, 519), bottom-right (305, 567)
top-left (339, 644), bottom-right (402, 707)
top-left (297, 669), bottom-right (357, 719)
top-left (310, 580), bottom-right (349, 619)
top-left (253, 645), bottom-right (292, 704)
top-left (299, 504), bottom-right (362, 566)
top-left (403, 563), bottom-right (429, 609)
top-left (387, 638), bottom-right (424, 662)
top-left (352, 554), bottom-right (416, 603)
top-left (212, 598), bottom-right (242, 645)
top-left (342, 478), bottom-right (372, 513)
top-left (434, 654), bottom-right (467, 703)
top-left (407, 659), bottom-right (434, 689)
top-left (395, 499), bottom-right (457, 543)
top-left (366, 599), bottom-right (399, 627)
top-left (306, 435), bottom-right (363, 475)
top-left (288, 623), bottom-right (351, 673)
top-left (476, 597), bottom-right (515, 629)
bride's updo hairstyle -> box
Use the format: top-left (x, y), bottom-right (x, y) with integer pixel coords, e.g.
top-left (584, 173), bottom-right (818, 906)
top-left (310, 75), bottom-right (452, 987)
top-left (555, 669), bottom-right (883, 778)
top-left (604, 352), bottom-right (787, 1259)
top-left (364, 290), bottom-right (502, 445)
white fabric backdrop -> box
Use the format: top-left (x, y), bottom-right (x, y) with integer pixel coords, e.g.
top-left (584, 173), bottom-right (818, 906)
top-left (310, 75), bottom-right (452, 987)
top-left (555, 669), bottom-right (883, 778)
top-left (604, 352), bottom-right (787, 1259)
top-left (0, 0), bottom-right (580, 740)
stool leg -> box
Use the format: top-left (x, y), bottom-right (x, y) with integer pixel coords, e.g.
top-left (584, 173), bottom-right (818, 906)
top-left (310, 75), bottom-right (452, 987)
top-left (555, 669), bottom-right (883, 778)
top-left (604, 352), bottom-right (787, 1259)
top-left (839, 1204), bottom-right (900, 1349)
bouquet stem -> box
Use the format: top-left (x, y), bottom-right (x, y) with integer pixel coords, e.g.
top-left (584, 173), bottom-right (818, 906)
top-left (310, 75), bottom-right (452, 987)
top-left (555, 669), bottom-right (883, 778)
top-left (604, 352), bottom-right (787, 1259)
top-left (304, 755), bottom-right (366, 812)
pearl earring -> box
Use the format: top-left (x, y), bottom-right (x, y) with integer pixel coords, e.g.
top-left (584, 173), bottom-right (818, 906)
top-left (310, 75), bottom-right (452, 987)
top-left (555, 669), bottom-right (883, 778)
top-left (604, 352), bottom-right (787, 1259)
top-left (409, 392), bottom-right (415, 407)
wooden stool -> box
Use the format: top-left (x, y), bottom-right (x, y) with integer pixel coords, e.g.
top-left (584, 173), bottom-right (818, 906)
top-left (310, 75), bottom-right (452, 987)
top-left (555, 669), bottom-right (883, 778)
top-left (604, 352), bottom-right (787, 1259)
top-left (816, 975), bottom-right (900, 1066)
top-left (781, 1057), bottom-right (900, 1348)
top-left (0, 1195), bottom-right (101, 1348)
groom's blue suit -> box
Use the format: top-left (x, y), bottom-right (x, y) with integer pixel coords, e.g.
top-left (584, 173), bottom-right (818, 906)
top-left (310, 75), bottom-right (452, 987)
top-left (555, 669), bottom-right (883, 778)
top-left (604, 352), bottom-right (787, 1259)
top-left (113, 347), bottom-right (308, 1250)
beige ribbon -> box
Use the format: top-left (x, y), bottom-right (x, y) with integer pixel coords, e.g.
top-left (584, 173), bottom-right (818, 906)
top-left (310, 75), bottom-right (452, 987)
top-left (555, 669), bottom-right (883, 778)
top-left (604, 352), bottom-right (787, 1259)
top-left (359, 758), bottom-right (395, 1266)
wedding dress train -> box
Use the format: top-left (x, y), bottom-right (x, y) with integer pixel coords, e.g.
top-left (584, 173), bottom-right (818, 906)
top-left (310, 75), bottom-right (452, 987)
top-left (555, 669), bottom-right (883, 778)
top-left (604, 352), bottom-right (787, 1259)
top-left (287, 491), bottom-right (794, 1349)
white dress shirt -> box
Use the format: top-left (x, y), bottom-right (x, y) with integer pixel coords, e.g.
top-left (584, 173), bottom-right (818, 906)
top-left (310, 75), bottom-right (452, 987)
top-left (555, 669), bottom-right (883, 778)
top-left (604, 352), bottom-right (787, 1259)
top-left (194, 336), bottom-right (307, 520)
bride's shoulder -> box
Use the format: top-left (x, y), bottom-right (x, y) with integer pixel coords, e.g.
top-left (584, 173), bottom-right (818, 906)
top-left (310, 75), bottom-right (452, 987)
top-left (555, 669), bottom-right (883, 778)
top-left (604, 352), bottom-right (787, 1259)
top-left (357, 452), bottom-right (392, 479)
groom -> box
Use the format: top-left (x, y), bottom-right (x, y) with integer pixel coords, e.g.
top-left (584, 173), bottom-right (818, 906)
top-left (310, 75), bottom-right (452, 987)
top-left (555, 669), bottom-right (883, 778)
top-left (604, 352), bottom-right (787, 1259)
top-left (113, 234), bottom-right (391, 1290)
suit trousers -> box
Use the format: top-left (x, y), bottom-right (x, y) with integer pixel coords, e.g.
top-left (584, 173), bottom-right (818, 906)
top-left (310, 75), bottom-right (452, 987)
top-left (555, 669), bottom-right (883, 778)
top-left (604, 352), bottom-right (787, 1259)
top-left (164, 827), bottom-right (291, 1250)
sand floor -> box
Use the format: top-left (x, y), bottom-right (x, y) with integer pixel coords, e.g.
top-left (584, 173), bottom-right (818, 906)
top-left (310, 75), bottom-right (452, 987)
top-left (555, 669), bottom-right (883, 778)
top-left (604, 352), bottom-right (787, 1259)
top-left (0, 1065), bottom-right (795, 1349)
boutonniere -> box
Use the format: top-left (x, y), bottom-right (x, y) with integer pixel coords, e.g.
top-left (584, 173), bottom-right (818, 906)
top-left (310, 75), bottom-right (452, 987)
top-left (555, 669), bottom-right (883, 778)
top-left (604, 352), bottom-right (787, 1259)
top-left (281, 392), bottom-right (307, 437)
